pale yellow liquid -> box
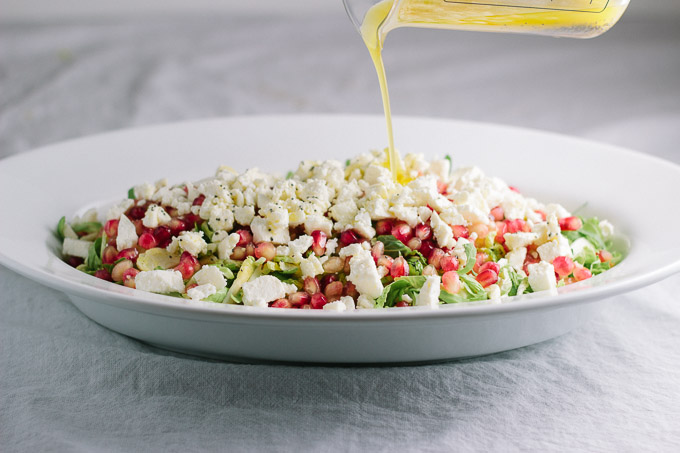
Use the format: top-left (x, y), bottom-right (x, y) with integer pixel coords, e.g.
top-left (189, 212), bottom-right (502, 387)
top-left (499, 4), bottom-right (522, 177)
top-left (360, 0), bottom-right (628, 180)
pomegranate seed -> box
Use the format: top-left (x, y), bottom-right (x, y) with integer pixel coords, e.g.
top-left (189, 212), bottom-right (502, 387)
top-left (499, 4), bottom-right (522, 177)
top-left (153, 225), bottom-right (172, 248)
top-left (473, 252), bottom-right (487, 273)
top-left (478, 261), bottom-right (500, 275)
top-left (476, 269), bottom-right (499, 288)
top-left (271, 299), bottom-right (292, 309)
top-left (180, 251), bottom-right (199, 266)
top-left (111, 259), bottom-right (134, 282)
top-left (505, 219), bottom-right (528, 234)
top-left (322, 256), bottom-right (344, 273)
top-left (522, 254), bottom-right (541, 275)
top-left (490, 206), bottom-right (504, 222)
top-left (245, 243), bottom-right (256, 257)
top-left (598, 250), bottom-right (613, 263)
top-left (495, 221), bottom-right (507, 245)
top-left (419, 240), bottom-right (435, 259)
top-left (311, 230), bottom-right (327, 256)
top-left (452, 225), bottom-right (469, 239)
top-left (67, 256), bottom-right (84, 267)
top-left (122, 268), bottom-right (139, 288)
top-left (422, 265), bottom-right (437, 276)
top-left (390, 256), bottom-right (409, 278)
top-left (321, 274), bottom-right (338, 289)
top-left (138, 232), bottom-right (158, 250)
top-left (324, 281), bottom-right (344, 301)
top-left (391, 222), bottom-right (413, 244)
top-left (469, 223), bottom-right (489, 240)
top-left (94, 269), bottom-right (112, 281)
top-left (509, 185), bottom-right (521, 193)
top-left (117, 247), bottom-right (139, 262)
top-left (407, 237), bottom-right (422, 251)
top-left (573, 265), bottom-right (593, 282)
top-left (396, 301), bottom-right (410, 308)
top-left (371, 241), bottom-right (385, 263)
top-left (310, 293), bottom-right (328, 309)
top-left (415, 223), bottom-right (432, 241)
top-left (165, 207), bottom-right (178, 217)
top-left (289, 292), bottom-right (311, 307)
top-left (440, 255), bottom-right (459, 272)
top-left (235, 229), bottom-right (253, 247)
top-left (231, 246), bottom-right (246, 260)
top-left (254, 242), bottom-right (276, 261)
top-left (102, 245), bottom-right (119, 264)
top-left (340, 229), bottom-right (360, 245)
top-left (375, 219), bottom-right (394, 236)
top-left (183, 213), bottom-right (202, 228)
top-left (442, 271), bottom-right (461, 294)
top-left (344, 282), bottom-right (359, 298)
top-left (377, 255), bottom-right (394, 269)
top-left (428, 248), bottom-right (445, 269)
top-left (128, 206), bottom-right (146, 220)
top-left (168, 218), bottom-right (187, 236)
top-left (437, 180), bottom-right (448, 194)
top-left (104, 219), bottom-right (119, 238)
top-left (535, 210), bottom-right (547, 221)
top-left (303, 276), bottom-right (321, 294)
top-left (553, 256), bottom-right (576, 279)
top-left (559, 216), bottom-right (583, 231)
top-left (174, 261), bottom-right (195, 280)
top-left (192, 194), bottom-right (205, 207)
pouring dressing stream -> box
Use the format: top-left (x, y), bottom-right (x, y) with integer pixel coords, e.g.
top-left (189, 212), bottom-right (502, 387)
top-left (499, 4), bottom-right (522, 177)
top-left (347, 0), bottom-right (631, 181)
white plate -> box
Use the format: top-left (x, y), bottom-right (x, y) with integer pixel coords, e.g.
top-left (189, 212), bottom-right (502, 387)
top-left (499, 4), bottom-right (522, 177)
top-left (1, 115), bottom-right (679, 363)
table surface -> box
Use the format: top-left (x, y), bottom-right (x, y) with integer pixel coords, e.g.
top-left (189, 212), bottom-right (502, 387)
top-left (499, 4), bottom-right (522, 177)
top-left (1, 10), bottom-right (680, 452)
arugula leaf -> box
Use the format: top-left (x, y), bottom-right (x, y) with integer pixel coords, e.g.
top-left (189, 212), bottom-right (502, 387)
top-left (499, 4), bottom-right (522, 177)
top-left (85, 236), bottom-right (104, 271)
top-left (375, 276), bottom-right (426, 308)
top-left (56, 216), bottom-right (66, 240)
top-left (345, 159), bottom-right (351, 167)
top-left (444, 154), bottom-right (452, 176)
top-left (214, 265), bottom-right (235, 280)
top-left (457, 243), bottom-right (477, 275)
top-left (72, 222), bottom-right (102, 235)
top-left (217, 259), bottom-right (242, 272)
top-left (407, 255), bottom-right (424, 275)
top-left (273, 256), bottom-right (296, 264)
top-left (480, 243), bottom-right (505, 263)
top-left (459, 274), bottom-right (487, 301)
top-left (230, 290), bottom-right (244, 304)
top-left (375, 236), bottom-right (427, 265)
top-left (285, 171), bottom-right (294, 180)
top-left (127, 187), bottom-right (136, 199)
top-left (439, 290), bottom-right (468, 304)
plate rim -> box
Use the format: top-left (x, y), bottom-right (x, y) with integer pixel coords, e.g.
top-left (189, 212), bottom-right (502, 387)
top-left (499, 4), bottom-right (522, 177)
top-left (2, 113), bottom-right (680, 323)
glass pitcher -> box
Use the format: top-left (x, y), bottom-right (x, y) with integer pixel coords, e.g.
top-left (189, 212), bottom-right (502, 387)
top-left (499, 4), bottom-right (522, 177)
top-left (344, 0), bottom-right (631, 41)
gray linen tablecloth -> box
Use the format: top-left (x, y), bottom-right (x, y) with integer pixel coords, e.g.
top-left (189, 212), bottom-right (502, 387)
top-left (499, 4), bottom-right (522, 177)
top-left (2, 5), bottom-right (680, 452)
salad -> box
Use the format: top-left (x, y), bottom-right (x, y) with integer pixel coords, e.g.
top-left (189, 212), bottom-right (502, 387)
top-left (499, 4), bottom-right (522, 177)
top-left (57, 150), bottom-right (622, 311)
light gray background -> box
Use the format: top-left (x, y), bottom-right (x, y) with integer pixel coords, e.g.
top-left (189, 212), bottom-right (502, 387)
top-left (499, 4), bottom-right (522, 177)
top-left (1, 2), bottom-right (680, 451)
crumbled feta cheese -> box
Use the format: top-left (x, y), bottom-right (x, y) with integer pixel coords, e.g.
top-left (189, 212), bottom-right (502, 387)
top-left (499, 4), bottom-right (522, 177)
top-left (193, 265), bottom-right (227, 290)
top-left (304, 214), bottom-right (333, 236)
top-left (527, 262), bottom-right (557, 293)
top-left (537, 234), bottom-right (572, 263)
top-left (339, 295), bottom-right (356, 310)
top-left (116, 214), bottom-right (138, 250)
top-left (357, 295), bottom-right (375, 309)
top-left (505, 247), bottom-right (527, 272)
top-left (170, 231), bottom-right (207, 256)
top-left (347, 250), bottom-right (383, 299)
top-left (106, 199), bottom-right (134, 221)
top-left (485, 284), bottom-right (502, 301)
top-left (544, 203), bottom-right (571, 219)
top-left (187, 283), bottom-right (217, 301)
top-left (415, 275), bottom-right (441, 308)
top-left (62, 238), bottom-right (93, 259)
top-left (142, 204), bottom-right (171, 229)
top-left (135, 270), bottom-right (185, 294)
top-left (242, 275), bottom-right (297, 307)
top-left (215, 233), bottom-right (240, 260)
top-left (207, 203), bottom-right (234, 232)
top-left (322, 300), bottom-right (347, 311)
top-left (63, 223), bottom-right (78, 240)
top-left (134, 183), bottom-right (156, 200)
top-left (299, 255), bottom-right (324, 278)
top-left (234, 206), bottom-right (255, 226)
top-left (352, 209), bottom-right (376, 239)
top-left (324, 238), bottom-right (338, 256)
top-left (599, 220), bottom-right (615, 237)
top-left (429, 210), bottom-right (456, 249)
top-left (504, 232), bottom-right (538, 251)
top-left (289, 235), bottom-right (313, 257)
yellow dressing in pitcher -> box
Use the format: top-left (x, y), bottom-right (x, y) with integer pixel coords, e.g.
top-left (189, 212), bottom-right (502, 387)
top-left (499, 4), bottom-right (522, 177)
top-left (359, 0), bottom-right (629, 181)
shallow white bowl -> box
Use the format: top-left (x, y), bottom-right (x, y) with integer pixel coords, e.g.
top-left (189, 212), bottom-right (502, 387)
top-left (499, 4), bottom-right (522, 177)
top-left (1, 115), bottom-right (679, 363)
